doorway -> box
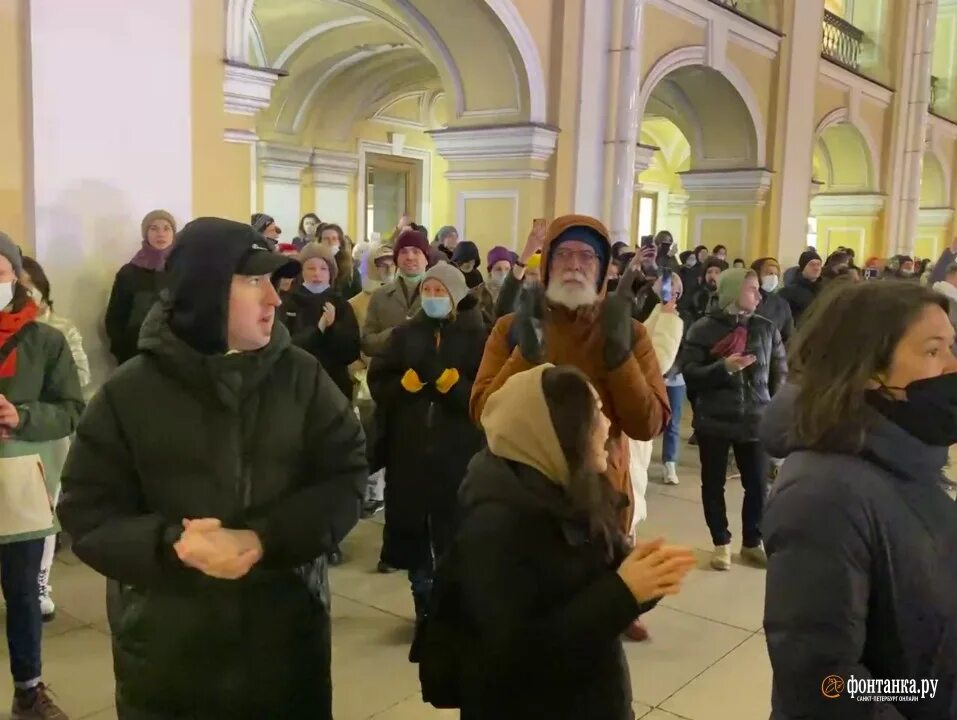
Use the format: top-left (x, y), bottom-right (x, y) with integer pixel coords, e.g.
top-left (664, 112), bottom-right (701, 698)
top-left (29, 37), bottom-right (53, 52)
top-left (365, 153), bottom-right (420, 238)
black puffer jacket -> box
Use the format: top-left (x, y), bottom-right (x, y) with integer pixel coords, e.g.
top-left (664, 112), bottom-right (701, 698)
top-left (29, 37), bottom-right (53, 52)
top-left (680, 309), bottom-right (787, 441)
top-left (60, 219), bottom-right (367, 719)
top-left (761, 385), bottom-right (957, 720)
top-left (756, 289), bottom-right (794, 344)
top-left (284, 285), bottom-right (361, 400)
top-left (367, 299), bottom-right (486, 568)
top-left (777, 276), bottom-right (820, 327)
top-left (105, 263), bottom-right (165, 364)
top-left (454, 450), bottom-right (644, 720)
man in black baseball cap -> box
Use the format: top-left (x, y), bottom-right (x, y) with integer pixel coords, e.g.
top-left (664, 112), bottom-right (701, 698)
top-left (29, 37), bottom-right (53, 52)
top-left (60, 216), bottom-right (366, 718)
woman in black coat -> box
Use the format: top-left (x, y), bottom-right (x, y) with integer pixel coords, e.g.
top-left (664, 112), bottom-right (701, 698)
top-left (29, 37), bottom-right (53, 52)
top-left (367, 262), bottom-right (487, 621)
top-left (284, 243), bottom-right (360, 402)
top-left (761, 280), bottom-right (957, 720)
top-left (680, 268), bottom-right (786, 572)
top-left (439, 364), bottom-right (695, 720)
top-left (451, 241), bottom-right (484, 289)
top-left (105, 210), bottom-right (176, 365)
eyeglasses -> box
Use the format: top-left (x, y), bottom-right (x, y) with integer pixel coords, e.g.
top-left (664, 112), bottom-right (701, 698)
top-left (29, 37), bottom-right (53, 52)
top-left (553, 248), bottom-right (599, 265)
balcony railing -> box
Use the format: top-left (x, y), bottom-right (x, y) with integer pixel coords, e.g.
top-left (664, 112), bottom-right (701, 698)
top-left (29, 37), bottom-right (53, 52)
top-left (822, 9), bottom-right (865, 71)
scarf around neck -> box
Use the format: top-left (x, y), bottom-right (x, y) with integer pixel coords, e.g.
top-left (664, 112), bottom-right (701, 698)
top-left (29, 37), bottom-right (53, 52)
top-left (130, 240), bottom-right (173, 271)
top-left (0, 301), bottom-right (39, 378)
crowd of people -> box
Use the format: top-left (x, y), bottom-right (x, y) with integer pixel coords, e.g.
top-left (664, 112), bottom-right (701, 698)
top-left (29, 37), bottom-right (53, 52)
top-left (0, 208), bottom-right (950, 719)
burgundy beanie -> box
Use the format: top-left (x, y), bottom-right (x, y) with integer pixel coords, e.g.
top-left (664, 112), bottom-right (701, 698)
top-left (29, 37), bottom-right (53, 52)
top-left (487, 245), bottom-right (514, 271)
top-left (393, 229), bottom-right (431, 264)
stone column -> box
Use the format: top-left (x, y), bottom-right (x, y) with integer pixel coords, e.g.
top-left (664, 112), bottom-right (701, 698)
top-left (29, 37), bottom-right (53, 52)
top-left (257, 142), bottom-right (313, 239)
top-left (429, 125), bottom-right (558, 260)
top-left (682, 169), bottom-right (773, 260)
top-left (310, 150), bottom-right (358, 232)
top-left (893, 0), bottom-right (939, 254)
top-left (28, 0), bottom-right (194, 385)
top-left (767, 0), bottom-right (826, 265)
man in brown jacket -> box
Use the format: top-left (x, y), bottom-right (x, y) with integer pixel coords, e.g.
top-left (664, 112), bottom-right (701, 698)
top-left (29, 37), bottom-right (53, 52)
top-left (471, 215), bottom-right (670, 534)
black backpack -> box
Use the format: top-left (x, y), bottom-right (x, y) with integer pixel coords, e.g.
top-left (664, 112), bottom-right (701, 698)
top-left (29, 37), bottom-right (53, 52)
top-left (409, 540), bottom-right (473, 709)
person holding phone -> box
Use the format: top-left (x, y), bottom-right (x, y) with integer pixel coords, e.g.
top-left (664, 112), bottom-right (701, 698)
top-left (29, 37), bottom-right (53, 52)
top-left (680, 268), bottom-right (787, 571)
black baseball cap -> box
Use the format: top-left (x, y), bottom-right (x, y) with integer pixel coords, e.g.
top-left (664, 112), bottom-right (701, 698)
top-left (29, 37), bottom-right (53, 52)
top-left (237, 238), bottom-right (300, 279)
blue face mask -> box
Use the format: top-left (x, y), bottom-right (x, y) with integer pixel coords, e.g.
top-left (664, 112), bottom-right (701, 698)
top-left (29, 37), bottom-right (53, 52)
top-left (303, 281), bottom-right (329, 294)
top-left (422, 296), bottom-right (452, 319)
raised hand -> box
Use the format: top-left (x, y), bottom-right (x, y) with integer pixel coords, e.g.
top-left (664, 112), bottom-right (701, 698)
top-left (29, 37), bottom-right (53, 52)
top-left (617, 538), bottom-right (696, 603)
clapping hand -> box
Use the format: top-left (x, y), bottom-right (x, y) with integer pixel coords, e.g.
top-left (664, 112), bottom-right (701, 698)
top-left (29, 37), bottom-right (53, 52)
top-left (0, 395), bottom-right (20, 438)
top-left (318, 302), bottom-right (336, 332)
top-left (617, 538), bottom-right (696, 603)
top-left (724, 353), bottom-right (756, 373)
top-left (174, 518), bottom-right (263, 580)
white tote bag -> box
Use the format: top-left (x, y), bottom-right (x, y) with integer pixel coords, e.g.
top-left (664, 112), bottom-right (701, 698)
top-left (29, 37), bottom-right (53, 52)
top-left (0, 454), bottom-right (54, 537)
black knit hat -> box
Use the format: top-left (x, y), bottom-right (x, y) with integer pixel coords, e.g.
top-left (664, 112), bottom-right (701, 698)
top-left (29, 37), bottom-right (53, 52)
top-left (705, 257), bottom-right (729, 273)
top-left (798, 250), bottom-right (822, 271)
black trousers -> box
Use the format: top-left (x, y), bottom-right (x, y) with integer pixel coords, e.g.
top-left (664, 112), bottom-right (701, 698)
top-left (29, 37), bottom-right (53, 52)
top-left (697, 435), bottom-right (767, 548)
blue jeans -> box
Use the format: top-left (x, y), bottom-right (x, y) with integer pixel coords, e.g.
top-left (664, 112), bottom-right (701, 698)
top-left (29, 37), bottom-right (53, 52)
top-left (0, 539), bottom-right (44, 687)
top-left (663, 384), bottom-right (686, 463)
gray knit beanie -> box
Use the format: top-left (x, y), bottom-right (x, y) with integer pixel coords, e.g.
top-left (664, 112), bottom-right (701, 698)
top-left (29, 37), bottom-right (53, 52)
top-left (424, 261), bottom-right (469, 306)
top-left (0, 233), bottom-right (23, 278)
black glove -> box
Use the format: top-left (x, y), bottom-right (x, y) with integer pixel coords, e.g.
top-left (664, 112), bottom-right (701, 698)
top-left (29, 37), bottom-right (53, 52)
top-left (601, 294), bottom-right (635, 369)
top-left (510, 283), bottom-right (546, 363)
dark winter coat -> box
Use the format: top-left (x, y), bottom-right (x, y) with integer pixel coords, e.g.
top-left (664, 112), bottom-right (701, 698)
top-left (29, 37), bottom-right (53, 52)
top-left (0, 314), bottom-right (84, 545)
top-left (756, 289), bottom-right (794, 344)
top-left (684, 284), bottom-right (716, 325)
top-left (680, 309), bottom-right (787, 442)
top-left (59, 309), bottom-right (367, 719)
top-left (336, 266), bottom-right (363, 301)
top-left (777, 276), bottom-right (821, 327)
top-left (760, 384), bottom-right (957, 720)
top-left (284, 285), bottom-right (360, 401)
top-left (454, 450), bottom-right (646, 720)
top-left (105, 263), bottom-right (165, 364)
top-left (367, 301), bottom-right (486, 569)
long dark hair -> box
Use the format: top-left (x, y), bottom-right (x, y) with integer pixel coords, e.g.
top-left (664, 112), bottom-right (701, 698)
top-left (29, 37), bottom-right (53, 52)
top-left (541, 365), bottom-right (620, 559)
top-left (320, 223), bottom-right (354, 289)
top-left (21, 257), bottom-right (51, 308)
top-left (789, 280), bottom-right (949, 452)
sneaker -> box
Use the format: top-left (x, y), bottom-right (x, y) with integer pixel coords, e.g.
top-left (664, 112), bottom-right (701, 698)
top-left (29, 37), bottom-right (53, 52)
top-left (11, 683), bottom-right (68, 720)
top-left (327, 546), bottom-right (343, 567)
top-left (377, 560), bottom-right (398, 574)
top-left (38, 569), bottom-right (55, 623)
top-left (740, 543), bottom-right (768, 568)
top-left (663, 462), bottom-right (680, 485)
top-left (623, 618), bottom-right (649, 642)
top-left (711, 544), bottom-right (732, 571)
top-left (688, 432), bottom-right (698, 446)
top-left (360, 499), bottom-right (385, 519)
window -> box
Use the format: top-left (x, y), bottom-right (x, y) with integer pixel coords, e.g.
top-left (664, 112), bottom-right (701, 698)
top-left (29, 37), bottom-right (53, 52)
top-left (806, 216), bottom-right (818, 249)
top-left (637, 194), bottom-right (657, 239)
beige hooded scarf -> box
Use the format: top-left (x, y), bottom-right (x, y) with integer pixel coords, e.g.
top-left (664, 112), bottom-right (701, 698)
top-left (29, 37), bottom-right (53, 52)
top-left (480, 364), bottom-right (570, 487)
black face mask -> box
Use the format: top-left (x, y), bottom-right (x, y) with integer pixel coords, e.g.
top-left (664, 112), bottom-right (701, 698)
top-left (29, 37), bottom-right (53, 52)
top-left (867, 372), bottom-right (957, 446)
top-left (607, 278), bottom-right (620, 292)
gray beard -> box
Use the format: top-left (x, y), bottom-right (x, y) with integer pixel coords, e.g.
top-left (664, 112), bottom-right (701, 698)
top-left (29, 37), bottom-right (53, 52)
top-left (545, 281), bottom-right (598, 309)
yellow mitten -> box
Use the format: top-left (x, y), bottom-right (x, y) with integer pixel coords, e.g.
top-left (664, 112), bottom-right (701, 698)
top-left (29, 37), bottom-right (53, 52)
top-left (401, 368), bottom-right (425, 393)
top-left (435, 368), bottom-right (460, 394)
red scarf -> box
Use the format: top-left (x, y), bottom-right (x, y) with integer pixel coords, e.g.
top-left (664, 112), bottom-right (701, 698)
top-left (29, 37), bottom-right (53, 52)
top-left (710, 325), bottom-right (748, 359)
top-left (0, 301), bottom-right (39, 378)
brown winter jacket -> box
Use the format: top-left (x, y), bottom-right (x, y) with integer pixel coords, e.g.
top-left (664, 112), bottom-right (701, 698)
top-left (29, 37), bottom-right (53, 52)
top-left (470, 215), bottom-right (670, 530)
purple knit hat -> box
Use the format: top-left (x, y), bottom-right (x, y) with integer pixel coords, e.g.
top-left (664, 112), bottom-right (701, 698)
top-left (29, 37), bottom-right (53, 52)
top-left (487, 245), bottom-right (513, 272)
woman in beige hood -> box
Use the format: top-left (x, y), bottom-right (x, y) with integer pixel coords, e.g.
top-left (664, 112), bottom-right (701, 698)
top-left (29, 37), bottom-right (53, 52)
top-left (434, 364), bottom-right (694, 719)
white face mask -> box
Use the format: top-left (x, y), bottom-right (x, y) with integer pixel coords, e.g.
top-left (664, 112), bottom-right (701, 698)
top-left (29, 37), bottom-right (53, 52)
top-left (329, 244), bottom-right (341, 256)
top-left (761, 274), bottom-right (779, 293)
top-left (0, 281), bottom-right (14, 309)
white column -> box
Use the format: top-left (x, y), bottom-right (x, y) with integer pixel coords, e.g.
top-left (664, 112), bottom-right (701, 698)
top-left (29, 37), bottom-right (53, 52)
top-left (311, 150), bottom-right (358, 229)
top-left (28, 0), bottom-right (192, 386)
top-left (895, 0), bottom-right (939, 254)
top-left (771, 0), bottom-right (825, 264)
top-left (608, 0), bottom-right (644, 244)
top-left (258, 142), bottom-right (312, 239)
top-left (571, 0), bottom-right (613, 217)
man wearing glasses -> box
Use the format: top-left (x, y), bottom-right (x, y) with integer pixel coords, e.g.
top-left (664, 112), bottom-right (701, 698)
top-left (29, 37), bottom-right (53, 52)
top-left (471, 216), bottom-right (670, 619)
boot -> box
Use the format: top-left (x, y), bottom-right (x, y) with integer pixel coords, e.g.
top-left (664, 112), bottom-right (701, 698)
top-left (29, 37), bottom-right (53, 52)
top-left (38, 568), bottom-right (55, 623)
top-left (663, 461), bottom-right (680, 485)
top-left (711, 544), bottom-right (732, 571)
top-left (623, 619), bottom-right (649, 642)
top-left (11, 683), bottom-right (68, 720)
top-left (740, 543), bottom-right (767, 568)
